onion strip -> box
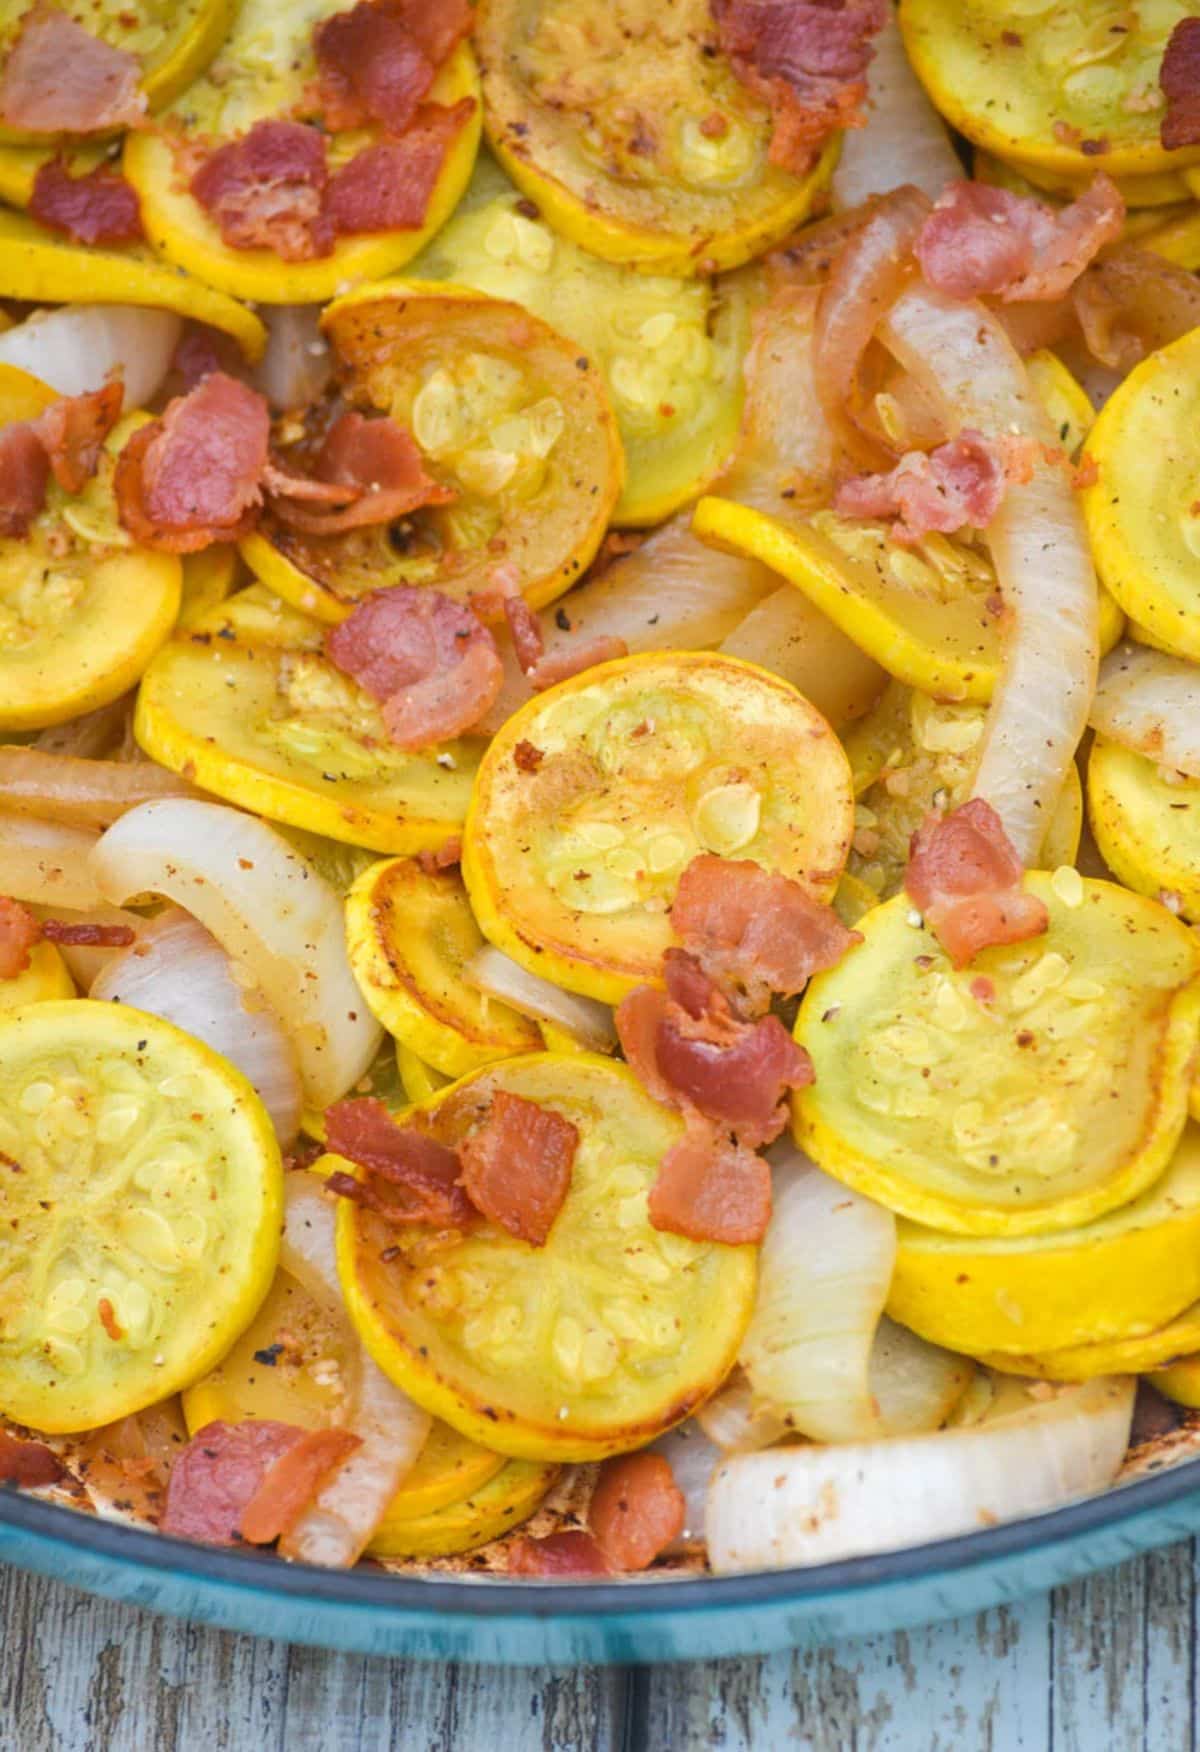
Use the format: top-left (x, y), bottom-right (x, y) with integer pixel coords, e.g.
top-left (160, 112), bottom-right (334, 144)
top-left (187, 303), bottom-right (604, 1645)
top-left (832, 9), bottom-right (961, 209)
top-left (0, 746), bottom-right (195, 828)
top-left (879, 284), bottom-right (1100, 862)
top-left (0, 807), bottom-right (104, 910)
top-left (1090, 641), bottom-right (1200, 777)
top-left (707, 1377), bottom-right (1134, 1572)
top-left (90, 799), bottom-right (382, 1108)
top-left (0, 305), bottom-right (180, 410)
top-left (466, 946), bottom-right (616, 1053)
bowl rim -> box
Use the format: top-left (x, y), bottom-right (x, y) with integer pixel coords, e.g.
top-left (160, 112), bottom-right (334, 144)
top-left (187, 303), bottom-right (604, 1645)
top-left (2, 1447), bottom-right (1199, 1616)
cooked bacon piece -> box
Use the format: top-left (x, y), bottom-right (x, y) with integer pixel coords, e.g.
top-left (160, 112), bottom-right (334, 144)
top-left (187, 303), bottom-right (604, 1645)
top-left (1161, 18), bottom-right (1200, 151)
top-left (647, 1113), bottom-right (773, 1244)
top-left (190, 121), bottom-right (334, 263)
top-left (613, 984), bottom-right (678, 1108)
top-left (905, 798), bottom-right (1049, 969)
top-left (588, 1452), bottom-right (686, 1570)
top-left (670, 854), bottom-right (859, 1011)
top-left (267, 411), bottom-right (453, 536)
top-left (312, 0), bottom-right (473, 134)
top-left (915, 177), bottom-right (1124, 304)
top-left (0, 1428), bottom-right (64, 1487)
top-left (416, 835), bottom-right (462, 874)
top-left (835, 430), bottom-right (1012, 544)
top-left (458, 1090), bottom-right (578, 1247)
top-left (114, 373), bottom-right (270, 553)
top-left (0, 3), bottom-right (146, 135)
top-left (40, 919), bottom-right (135, 947)
top-left (238, 1428), bottom-right (361, 1545)
top-left (325, 1096), bottom-right (474, 1226)
top-left (656, 1008), bottom-right (813, 1146)
top-left (0, 423), bottom-right (50, 536)
top-left (712, 0), bottom-right (885, 174)
top-left (29, 158), bottom-right (143, 245)
top-left (161, 1420), bottom-right (310, 1546)
top-left (506, 1529), bottom-right (612, 1577)
top-left (0, 897), bottom-right (40, 978)
top-left (171, 323), bottom-right (246, 391)
top-left (527, 637), bottom-right (629, 692)
top-left (32, 379), bottom-right (122, 493)
top-left (504, 595), bottom-right (544, 673)
top-left (324, 586), bottom-right (503, 748)
top-left (325, 99), bottom-right (475, 235)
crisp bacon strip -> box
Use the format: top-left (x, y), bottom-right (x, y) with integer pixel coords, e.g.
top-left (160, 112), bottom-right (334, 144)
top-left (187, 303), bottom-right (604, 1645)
top-left (312, 0), bottom-right (473, 134)
top-left (670, 855), bottom-right (859, 1012)
top-left (32, 379), bottom-right (122, 493)
top-left (0, 897), bottom-right (40, 978)
top-left (190, 121), bottom-right (334, 263)
top-left (834, 430), bottom-right (1018, 544)
top-left (238, 1428), bottom-right (362, 1545)
top-left (0, 1428), bottom-right (64, 1487)
top-left (905, 798), bottom-right (1049, 969)
top-left (29, 158), bottom-right (143, 245)
top-left (40, 919), bottom-right (135, 947)
top-left (648, 1115), bottom-right (773, 1245)
top-left (588, 1452), bottom-right (686, 1571)
top-left (266, 411), bottom-right (453, 536)
top-left (506, 1530), bottom-right (612, 1577)
top-left (712, 0), bottom-right (885, 174)
top-left (325, 1096), bottom-right (473, 1226)
top-left (0, 426), bottom-right (50, 537)
top-left (1161, 18), bottom-right (1200, 151)
top-left (914, 177), bottom-right (1124, 304)
top-left (526, 637), bottom-right (629, 692)
top-left (324, 586), bottom-right (503, 749)
top-left (458, 1090), bottom-right (579, 1247)
top-left (114, 373), bottom-right (270, 553)
top-left (0, 3), bottom-right (146, 135)
top-left (504, 595), bottom-right (544, 673)
top-left (161, 1420), bottom-right (310, 1546)
top-left (325, 99), bottom-right (475, 235)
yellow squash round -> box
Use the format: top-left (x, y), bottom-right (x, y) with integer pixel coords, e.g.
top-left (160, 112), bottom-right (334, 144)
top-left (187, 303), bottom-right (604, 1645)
top-left (1088, 736), bottom-right (1200, 922)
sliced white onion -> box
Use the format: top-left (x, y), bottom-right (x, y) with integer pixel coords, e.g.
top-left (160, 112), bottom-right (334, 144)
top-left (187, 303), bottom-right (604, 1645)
top-left (33, 696), bottom-right (132, 759)
top-left (1090, 641), bottom-right (1200, 777)
top-left (0, 807), bottom-right (103, 909)
top-left (0, 746), bottom-right (194, 828)
top-left (90, 799), bottom-right (382, 1108)
top-left (648, 1420), bottom-right (725, 1551)
top-left (277, 1174), bottom-right (432, 1567)
top-left (740, 1144), bottom-right (897, 1442)
top-left (92, 911), bottom-right (303, 1145)
top-left (466, 945), bottom-right (616, 1053)
top-left (0, 305), bottom-right (180, 410)
top-left (869, 1318), bottom-right (974, 1435)
top-left (831, 9), bottom-right (962, 208)
top-left (879, 285), bottom-right (1100, 863)
top-left (720, 585), bottom-right (885, 728)
top-left (707, 1376), bottom-right (1134, 1572)
top-left (30, 900), bottom-right (145, 988)
top-left (694, 1369), bottom-right (788, 1453)
top-left (252, 306), bottom-right (332, 412)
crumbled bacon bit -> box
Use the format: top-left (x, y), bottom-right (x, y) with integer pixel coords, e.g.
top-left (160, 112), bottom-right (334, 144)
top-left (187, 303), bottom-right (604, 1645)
top-left (0, 1429), bottom-right (64, 1488)
top-left (458, 1091), bottom-right (578, 1247)
top-left (588, 1452), bottom-right (686, 1570)
top-left (507, 1529), bottom-right (612, 1577)
top-left (0, 897), bottom-right (40, 979)
top-left (1161, 18), bottom-right (1200, 150)
top-left (905, 799), bottom-right (1049, 969)
top-left (41, 920), bottom-right (135, 948)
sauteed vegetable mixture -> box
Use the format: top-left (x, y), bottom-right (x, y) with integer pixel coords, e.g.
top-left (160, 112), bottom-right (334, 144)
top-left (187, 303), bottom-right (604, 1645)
top-left (3, 0), bottom-right (1200, 1581)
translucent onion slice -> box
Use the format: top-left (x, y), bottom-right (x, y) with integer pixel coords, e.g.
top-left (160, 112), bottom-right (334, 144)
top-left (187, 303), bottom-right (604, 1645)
top-left (831, 8), bottom-right (961, 208)
top-left (278, 1174), bottom-right (431, 1567)
top-left (32, 697), bottom-right (132, 760)
top-left (0, 807), bottom-right (103, 909)
top-left (90, 799), bottom-right (383, 1108)
top-left (869, 1318), bottom-right (974, 1436)
top-left (466, 945), bottom-right (616, 1053)
top-left (648, 1420), bottom-right (725, 1552)
top-left (740, 1145), bottom-right (897, 1442)
top-left (694, 1369), bottom-right (788, 1453)
top-left (879, 285), bottom-right (1100, 863)
top-left (720, 585), bottom-right (885, 728)
top-left (91, 911), bottom-right (303, 1146)
top-left (0, 305), bottom-right (180, 410)
top-left (252, 306), bottom-right (332, 412)
top-left (707, 1377), bottom-right (1134, 1572)
top-left (0, 746), bottom-right (194, 828)
top-left (1090, 641), bottom-right (1200, 777)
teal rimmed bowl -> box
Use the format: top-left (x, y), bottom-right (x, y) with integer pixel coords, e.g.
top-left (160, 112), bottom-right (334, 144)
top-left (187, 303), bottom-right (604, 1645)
top-left (2, 1455), bottom-right (1200, 1663)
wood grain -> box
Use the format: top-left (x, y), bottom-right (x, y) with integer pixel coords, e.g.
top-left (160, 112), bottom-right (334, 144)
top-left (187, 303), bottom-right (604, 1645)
top-left (1, 1542), bottom-right (1195, 1750)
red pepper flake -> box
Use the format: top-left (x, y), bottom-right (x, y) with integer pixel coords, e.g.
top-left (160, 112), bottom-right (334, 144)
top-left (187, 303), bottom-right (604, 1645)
top-left (969, 976), bottom-right (996, 1005)
top-left (1073, 456), bottom-right (1099, 490)
top-left (1001, 29), bottom-right (1022, 45)
top-left (97, 1297), bottom-right (124, 1341)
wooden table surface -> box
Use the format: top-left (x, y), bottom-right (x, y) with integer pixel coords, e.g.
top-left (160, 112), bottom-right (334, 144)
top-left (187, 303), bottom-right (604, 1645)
top-left (2, 1538), bottom-right (1197, 1750)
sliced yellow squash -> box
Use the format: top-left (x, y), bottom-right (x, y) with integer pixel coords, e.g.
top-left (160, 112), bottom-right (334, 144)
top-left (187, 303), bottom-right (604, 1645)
top-left (177, 544), bottom-right (238, 632)
top-left (0, 999), bottom-right (282, 1431)
top-left (334, 1054), bottom-right (757, 1460)
top-left (1088, 737), bottom-right (1200, 922)
top-left (0, 939), bottom-right (74, 1011)
top-left (134, 586), bottom-right (479, 854)
top-left (369, 1457), bottom-right (559, 1558)
top-left (983, 1301), bottom-right (1200, 1382)
top-left (463, 650), bottom-right (855, 1003)
top-left (796, 873), bottom-right (1200, 1236)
